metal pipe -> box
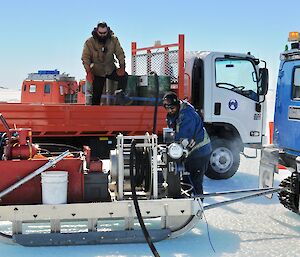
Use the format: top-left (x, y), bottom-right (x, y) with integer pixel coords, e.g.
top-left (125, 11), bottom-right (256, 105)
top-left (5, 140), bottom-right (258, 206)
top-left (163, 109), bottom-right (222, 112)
top-left (0, 150), bottom-right (70, 199)
top-left (197, 187), bottom-right (279, 198)
top-left (152, 135), bottom-right (158, 199)
top-left (203, 188), bottom-right (282, 211)
top-left (178, 34), bottom-right (185, 99)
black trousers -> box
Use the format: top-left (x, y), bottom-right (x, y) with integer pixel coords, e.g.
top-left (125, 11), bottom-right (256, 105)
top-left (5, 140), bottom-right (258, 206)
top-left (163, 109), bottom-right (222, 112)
top-left (184, 154), bottom-right (210, 195)
top-left (92, 70), bottom-right (128, 105)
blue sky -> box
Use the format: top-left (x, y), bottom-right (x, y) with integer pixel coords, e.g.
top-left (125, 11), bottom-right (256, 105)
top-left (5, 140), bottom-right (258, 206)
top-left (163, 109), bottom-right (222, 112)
top-left (0, 0), bottom-right (299, 90)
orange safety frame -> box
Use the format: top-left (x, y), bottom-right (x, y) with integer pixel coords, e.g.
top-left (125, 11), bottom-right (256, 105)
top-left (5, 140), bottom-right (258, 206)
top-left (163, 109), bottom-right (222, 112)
top-left (131, 34), bottom-right (185, 99)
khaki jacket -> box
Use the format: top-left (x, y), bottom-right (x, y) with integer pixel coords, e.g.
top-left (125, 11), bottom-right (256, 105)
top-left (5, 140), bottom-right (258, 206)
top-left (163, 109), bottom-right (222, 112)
top-left (81, 35), bottom-right (125, 77)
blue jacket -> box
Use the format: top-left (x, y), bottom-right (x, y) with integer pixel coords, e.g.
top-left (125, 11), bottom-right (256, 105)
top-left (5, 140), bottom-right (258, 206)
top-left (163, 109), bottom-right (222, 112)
top-left (166, 101), bottom-right (212, 159)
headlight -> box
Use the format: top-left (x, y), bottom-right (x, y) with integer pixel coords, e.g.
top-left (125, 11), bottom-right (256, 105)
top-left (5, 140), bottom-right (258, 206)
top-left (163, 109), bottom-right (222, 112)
top-left (167, 143), bottom-right (183, 159)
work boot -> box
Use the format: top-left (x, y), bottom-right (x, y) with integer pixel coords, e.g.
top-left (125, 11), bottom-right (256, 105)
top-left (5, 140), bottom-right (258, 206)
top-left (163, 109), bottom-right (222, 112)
top-left (115, 90), bottom-right (133, 105)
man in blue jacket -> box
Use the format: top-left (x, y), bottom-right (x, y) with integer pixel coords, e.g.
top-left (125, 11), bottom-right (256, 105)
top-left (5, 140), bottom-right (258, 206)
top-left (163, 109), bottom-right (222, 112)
top-left (163, 92), bottom-right (212, 195)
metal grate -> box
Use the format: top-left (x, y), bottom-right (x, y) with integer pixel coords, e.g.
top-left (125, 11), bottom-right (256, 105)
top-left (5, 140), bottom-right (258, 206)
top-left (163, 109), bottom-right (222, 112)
top-left (26, 73), bottom-right (75, 81)
top-left (132, 50), bottom-right (179, 84)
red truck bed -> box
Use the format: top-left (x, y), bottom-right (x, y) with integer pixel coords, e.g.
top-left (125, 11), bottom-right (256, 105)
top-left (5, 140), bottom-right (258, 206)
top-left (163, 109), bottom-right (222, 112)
top-left (0, 103), bottom-right (166, 137)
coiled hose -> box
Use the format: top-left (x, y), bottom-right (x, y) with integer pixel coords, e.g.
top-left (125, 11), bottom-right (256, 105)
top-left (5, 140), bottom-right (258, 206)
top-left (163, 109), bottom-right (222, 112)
top-left (129, 140), bottom-right (160, 257)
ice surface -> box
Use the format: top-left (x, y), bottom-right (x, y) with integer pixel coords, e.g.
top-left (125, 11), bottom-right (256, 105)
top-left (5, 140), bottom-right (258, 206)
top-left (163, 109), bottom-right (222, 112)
top-left (0, 90), bottom-right (299, 257)
top-left (0, 88), bottom-right (21, 102)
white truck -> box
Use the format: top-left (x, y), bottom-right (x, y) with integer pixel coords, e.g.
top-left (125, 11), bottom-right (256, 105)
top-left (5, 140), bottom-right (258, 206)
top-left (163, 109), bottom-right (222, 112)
top-left (132, 34), bottom-right (269, 179)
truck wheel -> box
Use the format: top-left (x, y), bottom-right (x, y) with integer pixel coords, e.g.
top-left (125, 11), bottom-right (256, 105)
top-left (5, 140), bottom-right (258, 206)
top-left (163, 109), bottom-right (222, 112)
top-left (205, 138), bottom-right (240, 179)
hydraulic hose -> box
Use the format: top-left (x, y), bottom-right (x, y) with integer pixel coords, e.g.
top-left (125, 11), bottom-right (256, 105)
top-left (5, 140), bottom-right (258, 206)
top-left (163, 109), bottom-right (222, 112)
top-left (150, 72), bottom-right (160, 134)
top-left (129, 140), bottom-right (160, 257)
top-left (134, 148), bottom-right (151, 191)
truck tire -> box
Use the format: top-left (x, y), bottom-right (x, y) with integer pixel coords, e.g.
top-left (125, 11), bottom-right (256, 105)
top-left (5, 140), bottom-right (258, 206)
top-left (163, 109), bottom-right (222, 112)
top-left (205, 138), bottom-right (240, 179)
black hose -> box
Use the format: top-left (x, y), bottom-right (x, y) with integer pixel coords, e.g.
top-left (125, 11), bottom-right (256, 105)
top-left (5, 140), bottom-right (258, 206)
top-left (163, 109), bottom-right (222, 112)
top-left (150, 72), bottom-right (160, 134)
top-left (37, 143), bottom-right (81, 151)
top-left (134, 148), bottom-right (144, 187)
top-left (0, 132), bottom-right (7, 146)
top-left (129, 140), bottom-right (160, 257)
top-left (134, 148), bottom-right (151, 191)
top-left (0, 133), bottom-right (7, 159)
top-left (0, 232), bottom-right (12, 239)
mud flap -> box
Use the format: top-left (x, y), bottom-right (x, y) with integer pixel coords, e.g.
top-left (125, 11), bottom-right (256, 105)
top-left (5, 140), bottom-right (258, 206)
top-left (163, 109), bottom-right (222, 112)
top-left (259, 147), bottom-right (279, 199)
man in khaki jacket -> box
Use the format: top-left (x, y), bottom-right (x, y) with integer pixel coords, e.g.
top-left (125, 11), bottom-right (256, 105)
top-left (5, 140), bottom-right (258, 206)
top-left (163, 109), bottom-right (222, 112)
top-left (82, 22), bottom-right (129, 105)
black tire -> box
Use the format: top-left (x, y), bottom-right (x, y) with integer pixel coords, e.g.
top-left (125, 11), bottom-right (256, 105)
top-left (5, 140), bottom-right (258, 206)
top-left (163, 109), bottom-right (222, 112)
top-left (278, 172), bottom-right (300, 214)
top-left (205, 138), bottom-right (240, 179)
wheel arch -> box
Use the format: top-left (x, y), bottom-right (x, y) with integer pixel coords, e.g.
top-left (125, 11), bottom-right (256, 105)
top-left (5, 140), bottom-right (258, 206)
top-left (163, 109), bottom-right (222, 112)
top-left (205, 122), bottom-right (244, 153)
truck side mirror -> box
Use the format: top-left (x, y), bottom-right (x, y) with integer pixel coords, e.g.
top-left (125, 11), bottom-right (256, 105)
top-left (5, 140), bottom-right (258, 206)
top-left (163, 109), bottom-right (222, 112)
top-left (258, 68), bottom-right (269, 96)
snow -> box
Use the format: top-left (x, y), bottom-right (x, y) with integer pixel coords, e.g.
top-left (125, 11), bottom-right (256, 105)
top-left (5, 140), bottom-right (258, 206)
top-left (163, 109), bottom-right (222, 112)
top-left (0, 155), bottom-right (299, 256)
top-left (0, 88), bottom-right (21, 102)
top-left (0, 89), bottom-right (299, 256)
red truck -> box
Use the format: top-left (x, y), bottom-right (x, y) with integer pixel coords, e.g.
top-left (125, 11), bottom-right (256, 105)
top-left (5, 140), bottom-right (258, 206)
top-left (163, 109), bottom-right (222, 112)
top-left (0, 34), bottom-right (269, 179)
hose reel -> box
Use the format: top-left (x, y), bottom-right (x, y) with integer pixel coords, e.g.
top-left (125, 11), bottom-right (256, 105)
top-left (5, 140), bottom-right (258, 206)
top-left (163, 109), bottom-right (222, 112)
top-left (110, 134), bottom-right (158, 200)
top-left (134, 147), bottom-right (151, 192)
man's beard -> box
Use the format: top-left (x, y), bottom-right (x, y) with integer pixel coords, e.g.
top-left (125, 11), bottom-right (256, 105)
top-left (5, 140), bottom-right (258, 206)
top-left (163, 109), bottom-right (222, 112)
top-left (92, 28), bottom-right (111, 44)
top-left (97, 36), bottom-right (108, 43)
top-left (167, 111), bottom-right (179, 119)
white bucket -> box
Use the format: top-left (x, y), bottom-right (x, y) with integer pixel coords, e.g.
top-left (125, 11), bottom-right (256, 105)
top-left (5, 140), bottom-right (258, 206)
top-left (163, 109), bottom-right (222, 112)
top-left (41, 171), bottom-right (68, 204)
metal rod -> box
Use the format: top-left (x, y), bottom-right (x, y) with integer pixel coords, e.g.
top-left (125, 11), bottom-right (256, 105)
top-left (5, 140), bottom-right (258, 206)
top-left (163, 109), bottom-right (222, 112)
top-left (0, 150), bottom-right (70, 199)
top-left (152, 136), bottom-right (158, 199)
top-left (196, 187), bottom-right (279, 198)
top-left (203, 188), bottom-right (282, 211)
top-left (136, 43), bottom-right (178, 52)
top-left (117, 136), bottom-right (124, 200)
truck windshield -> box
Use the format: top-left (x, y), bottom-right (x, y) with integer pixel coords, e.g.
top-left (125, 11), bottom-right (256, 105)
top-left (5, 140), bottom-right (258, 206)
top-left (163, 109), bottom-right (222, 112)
top-left (215, 59), bottom-right (258, 101)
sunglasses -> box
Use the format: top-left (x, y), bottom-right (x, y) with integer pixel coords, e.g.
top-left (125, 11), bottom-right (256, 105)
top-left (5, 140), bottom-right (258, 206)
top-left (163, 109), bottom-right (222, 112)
top-left (163, 104), bottom-right (176, 110)
top-left (97, 30), bottom-right (108, 35)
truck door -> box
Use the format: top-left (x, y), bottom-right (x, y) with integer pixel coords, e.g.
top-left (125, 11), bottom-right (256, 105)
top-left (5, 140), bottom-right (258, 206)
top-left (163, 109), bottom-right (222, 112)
top-left (211, 57), bottom-right (262, 145)
top-left (191, 58), bottom-right (204, 112)
top-left (274, 60), bottom-right (300, 152)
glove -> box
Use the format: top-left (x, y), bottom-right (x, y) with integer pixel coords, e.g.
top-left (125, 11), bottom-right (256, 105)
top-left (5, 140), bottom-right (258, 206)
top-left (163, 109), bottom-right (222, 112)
top-left (187, 139), bottom-right (196, 150)
top-left (86, 70), bottom-right (94, 83)
top-left (116, 67), bottom-right (126, 77)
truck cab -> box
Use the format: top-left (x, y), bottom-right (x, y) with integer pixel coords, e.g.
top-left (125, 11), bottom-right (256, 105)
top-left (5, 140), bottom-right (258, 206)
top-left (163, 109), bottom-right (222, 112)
top-left (274, 33), bottom-right (300, 162)
top-left (185, 51), bottom-right (268, 178)
top-left (21, 70), bottom-right (81, 104)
